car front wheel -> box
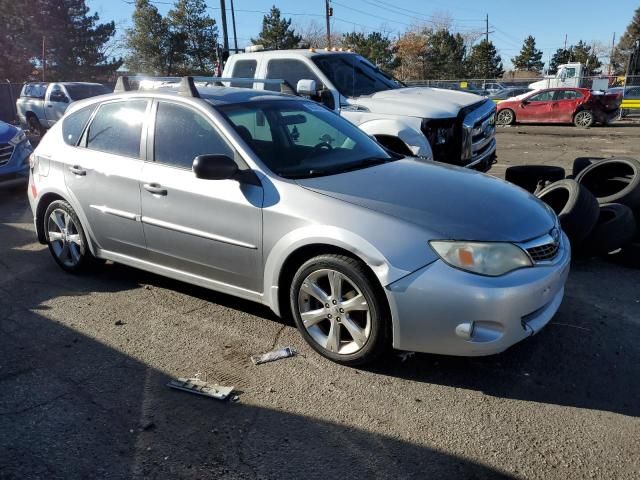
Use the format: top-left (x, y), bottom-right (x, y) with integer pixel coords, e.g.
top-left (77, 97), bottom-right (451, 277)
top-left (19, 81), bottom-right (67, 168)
top-left (44, 200), bottom-right (98, 273)
top-left (290, 254), bottom-right (389, 366)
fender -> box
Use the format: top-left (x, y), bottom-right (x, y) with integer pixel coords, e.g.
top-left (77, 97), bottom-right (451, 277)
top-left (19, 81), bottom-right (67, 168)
top-left (357, 117), bottom-right (433, 159)
top-left (262, 225), bottom-right (415, 316)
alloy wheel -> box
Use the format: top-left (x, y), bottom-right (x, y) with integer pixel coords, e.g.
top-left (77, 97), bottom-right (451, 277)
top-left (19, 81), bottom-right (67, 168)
top-left (297, 268), bottom-right (371, 355)
top-left (574, 111), bottom-right (593, 128)
top-left (47, 208), bottom-right (84, 268)
top-left (497, 109), bottom-right (513, 125)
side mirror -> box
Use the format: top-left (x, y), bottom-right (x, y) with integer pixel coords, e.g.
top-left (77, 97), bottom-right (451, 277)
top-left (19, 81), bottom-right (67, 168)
top-left (193, 154), bottom-right (239, 180)
top-left (296, 79), bottom-right (317, 96)
top-left (51, 94), bottom-right (69, 103)
top-left (318, 89), bottom-right (335, 110)
top-left (521, 99), bottom-right (530, 106)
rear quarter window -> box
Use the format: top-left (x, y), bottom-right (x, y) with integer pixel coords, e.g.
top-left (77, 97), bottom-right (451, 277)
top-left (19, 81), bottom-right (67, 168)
top-left (62, 105), bottom-right (95, 146)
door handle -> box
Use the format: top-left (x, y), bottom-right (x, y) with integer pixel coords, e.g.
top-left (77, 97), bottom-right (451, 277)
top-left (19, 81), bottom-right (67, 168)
top-left (47, 104), bottom-right (53, 108)
top-left (143, 183), bottom-right (168, 196)
top-left (69, 165), bottom-right (86, 176)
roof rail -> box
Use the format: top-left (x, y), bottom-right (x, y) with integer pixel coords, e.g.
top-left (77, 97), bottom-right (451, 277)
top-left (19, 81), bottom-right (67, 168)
top-left (114, 76), bottom-right (131, 93)
top-left (178, 76), bottom-right (200, 98)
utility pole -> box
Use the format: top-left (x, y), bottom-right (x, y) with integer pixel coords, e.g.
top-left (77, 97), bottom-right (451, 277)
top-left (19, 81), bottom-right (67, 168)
top-left (609, 32), bottom-right (616, 76)
top-left (42, 36), bottom-right (45, 82)
top-left (485, 14), bottom-right (489, 44)
top-left (325, 0), bottom-right (332, 49)
top-left (564, 33), bottom-right (567, 50)
top-left (230, 0), bottom-right (238, 53)
top-left (219, 0), bottom-right (229, 52)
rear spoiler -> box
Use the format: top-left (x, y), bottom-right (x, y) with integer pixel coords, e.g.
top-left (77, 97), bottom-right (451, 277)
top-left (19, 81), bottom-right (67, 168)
top-left (113, 75), bottom-right (296, 97)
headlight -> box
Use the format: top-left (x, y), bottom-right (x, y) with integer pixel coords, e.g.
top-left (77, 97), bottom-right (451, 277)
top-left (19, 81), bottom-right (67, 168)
top-left (9, 130), bottom-right (27, 146)
top-left (429, 241), bottom-right (532, 276)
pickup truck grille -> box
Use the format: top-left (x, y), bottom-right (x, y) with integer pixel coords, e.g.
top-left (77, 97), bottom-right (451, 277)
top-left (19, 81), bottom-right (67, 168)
top-left (461, 100), bottom-right (497, 169)
top-left (0, 143), bottom-right (14, 166)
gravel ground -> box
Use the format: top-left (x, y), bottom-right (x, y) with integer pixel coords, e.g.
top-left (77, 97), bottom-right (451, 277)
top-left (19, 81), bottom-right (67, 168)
top-left (1, 123), bottom-right (639, 479)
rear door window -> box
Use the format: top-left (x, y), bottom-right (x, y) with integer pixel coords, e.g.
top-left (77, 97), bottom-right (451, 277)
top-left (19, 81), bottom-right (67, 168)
top-left (555, 90), bottom-right (583, 100)
top-left (86, 100), bottom-right (148, 158)
top-left (230, 60), bottom-right (258, 87)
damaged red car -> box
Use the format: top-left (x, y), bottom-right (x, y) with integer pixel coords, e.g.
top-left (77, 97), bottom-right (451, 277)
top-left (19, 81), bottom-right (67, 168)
top-left (496, 87), bottom-right (621, 128)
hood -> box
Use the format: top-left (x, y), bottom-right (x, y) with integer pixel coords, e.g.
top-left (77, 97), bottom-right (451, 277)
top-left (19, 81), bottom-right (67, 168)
top-left (0, 121), bottom-right (18, 141)
top-left (352, 87), bottom-right (486, 118)
top-left (297, 159), bottom-right (555, 243)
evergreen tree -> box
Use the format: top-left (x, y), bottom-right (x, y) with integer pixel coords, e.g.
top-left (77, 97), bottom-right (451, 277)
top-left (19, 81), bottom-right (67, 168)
top-left (251, 6), bottom-right (301, 50)
top-left (0, 0), bottom-right (38, 81)
top-left (549, 48), bottom-right (571, 74)
top-left (168, 0), bottom-right (218, 74)
top-left (572, 40), bottom-right (601, 75)
top-left (342, 32), bottom-right (397, 72)
top-left (465, 39), bottom-right (504, 78)
top-left (40, 0), bottom-right (121, 81)
top-left (611, 7), bottom-right (640, 74)
top-left (511, 35), bottom-right (544, 73)
top-left (425, 29), bottom-right (466, 79)
top-left (125, 0), bottom-right (172, 75)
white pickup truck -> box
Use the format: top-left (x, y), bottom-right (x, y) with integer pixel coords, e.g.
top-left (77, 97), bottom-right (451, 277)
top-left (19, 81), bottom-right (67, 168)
top-left (223, 48), bottom-right (497, 171)
top-left (16, 82), bottom-right (110, 135)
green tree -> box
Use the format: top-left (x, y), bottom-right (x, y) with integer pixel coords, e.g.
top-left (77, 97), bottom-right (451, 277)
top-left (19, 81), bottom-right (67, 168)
top-left (465, 39), bottom-right (504, 78)
top-left (611, 6), bottom-right (640, 74)
top-left (251, 6), bottom-right (301, 50)
top-left (511, 35), bottom-right (544, 73)
top-left (0, 0), bottom-right (38, 81)
top-left (125, 0), bottom-right (174, 75)
top-left (549, 48), bottom-right (571, 74)
top-left (425, 29), bottom-right (466, 79)
top-left (572, 40), bottom-right (601, 75)
top-left (40, 0), bottom-right (122, 81)
top-left (168, 0), bottom-right (218, 74)
top-left (342, 32), bottom-right (397, 72)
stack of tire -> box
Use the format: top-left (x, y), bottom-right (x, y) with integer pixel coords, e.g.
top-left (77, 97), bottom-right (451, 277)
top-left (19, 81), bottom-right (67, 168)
top-left (505, 157), bottom-right (640, 267)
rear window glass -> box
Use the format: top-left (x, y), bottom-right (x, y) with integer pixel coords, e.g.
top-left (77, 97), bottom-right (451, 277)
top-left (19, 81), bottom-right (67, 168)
top-left (230, 60), bottom-right (258, 87)
top-left (62, 105), bottom-right (95, 146)
top-left (21, 84), bottom-right (47, 98)
top-left (65, 84), bottom-right (110, 100)
top-left (86, 100), bottom-right (147, 158)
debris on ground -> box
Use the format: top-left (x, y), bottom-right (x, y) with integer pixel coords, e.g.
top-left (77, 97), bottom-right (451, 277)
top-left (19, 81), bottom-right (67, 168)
top-left (397, 351), bottom-right (416, 362)
top-left (114, 320), bottom-right (125, 326)
top-left (251, 346), bottom-right (297, 365)
top-left (167, 377), bottom-right (234, 400)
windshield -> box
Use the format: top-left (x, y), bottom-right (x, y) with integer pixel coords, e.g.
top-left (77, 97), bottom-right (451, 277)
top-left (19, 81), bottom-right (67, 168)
top-left (218, 100), bottom-right (395, 179)
top-left (65, 84), bottom-right (110, 100)
top-left (312, 54), bottom-right (402, 98)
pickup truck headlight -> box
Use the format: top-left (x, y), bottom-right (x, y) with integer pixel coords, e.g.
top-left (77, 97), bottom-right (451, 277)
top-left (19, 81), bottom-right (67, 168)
top-left (429, 240), bottom-right (532, 276)
top-left (9, 130), bottom-right (27, 146)
top-left (421, 119), bottom-right (456, 146)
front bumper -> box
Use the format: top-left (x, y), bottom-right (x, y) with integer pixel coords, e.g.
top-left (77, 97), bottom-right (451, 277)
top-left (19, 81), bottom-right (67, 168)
top-left (386, 232), bottom-right (571, 356)
top-left (0, 140), bottom-right (31, 187)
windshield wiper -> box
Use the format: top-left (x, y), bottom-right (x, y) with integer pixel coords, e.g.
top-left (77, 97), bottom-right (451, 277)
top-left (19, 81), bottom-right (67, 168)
top-left (280, 168), bottom-right (331, 179)
top-left (330, 157), bottom-right (393, 174)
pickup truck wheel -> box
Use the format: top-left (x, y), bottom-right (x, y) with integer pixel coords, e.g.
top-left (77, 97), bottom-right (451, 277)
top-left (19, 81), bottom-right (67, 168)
top-left (496, 109), bottom-right (515, 125)
top-left (27, 114), bottom-right (45, 136)
top-left (290, 255), bottom-right (389, 366)
top-left (574, 110), bottom-right (594, 128)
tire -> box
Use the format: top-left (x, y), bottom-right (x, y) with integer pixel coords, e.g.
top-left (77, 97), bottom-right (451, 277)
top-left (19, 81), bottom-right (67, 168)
top-left (505, 165), bottom-right (565, 193)
top-left (496, 108), bottom-right (515, 125)
top-left (572, 157), bottom-right (604, 176)
top-left (290, 254), bottom-right (389, 366)
top-left (535, 179), bottom-right (600, 245)
top-left (578, 203), bottom-right (637, 256)
top-left (575, 157), bottom-right (640, 209)
top-left (574, 110), bottom-right (594, 128)
top-left (27, 113), bottom-right (45, 137)
top-left (43, 200), bottom-right (99, 273)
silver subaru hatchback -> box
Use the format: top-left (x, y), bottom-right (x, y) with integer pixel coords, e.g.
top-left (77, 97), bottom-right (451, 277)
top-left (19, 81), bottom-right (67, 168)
top-left (27, 78), bottom-right (570, 365)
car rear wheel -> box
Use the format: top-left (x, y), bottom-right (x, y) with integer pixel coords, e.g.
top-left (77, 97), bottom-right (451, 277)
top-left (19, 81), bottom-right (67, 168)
top-left (574, 110), bottom-right (594, 128)
top-left (44, 200), bottom-right (98, 273)
top-left (497, 109), bottom-right (515, 125)
top-left (290, 254), bottom-right (389, 366)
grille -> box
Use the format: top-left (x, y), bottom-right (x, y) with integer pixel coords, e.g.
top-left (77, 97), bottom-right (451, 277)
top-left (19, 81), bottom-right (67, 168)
top-left (0, 143), bottom-right (14, 166)
top-left (527, 242), bottom-right (559, 262)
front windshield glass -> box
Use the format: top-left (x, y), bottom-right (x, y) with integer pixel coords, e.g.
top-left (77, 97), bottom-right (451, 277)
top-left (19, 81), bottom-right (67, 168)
top-left (218, 100), bottom-right (394, 179)
top-left (66, 84), bottom-right (111, 100)
top-left (312, 54), bottom-right (402, 98)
